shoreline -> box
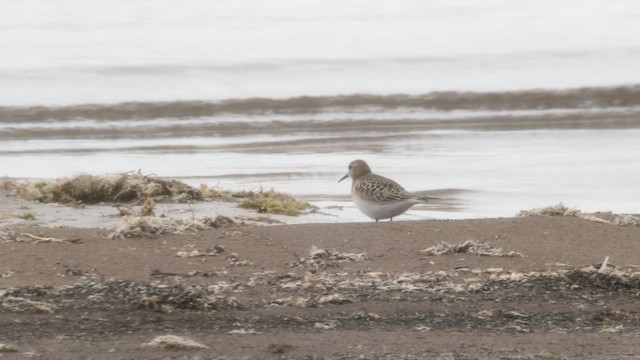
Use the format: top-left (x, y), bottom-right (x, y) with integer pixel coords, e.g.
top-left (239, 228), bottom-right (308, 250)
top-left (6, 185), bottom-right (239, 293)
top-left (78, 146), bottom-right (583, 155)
top-left (0, 189), bottom-right (337, 229)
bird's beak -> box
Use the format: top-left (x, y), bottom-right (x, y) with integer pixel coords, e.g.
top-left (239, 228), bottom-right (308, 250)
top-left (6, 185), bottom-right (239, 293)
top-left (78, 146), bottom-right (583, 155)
top-left (338, 173), bottom-right (349, 183)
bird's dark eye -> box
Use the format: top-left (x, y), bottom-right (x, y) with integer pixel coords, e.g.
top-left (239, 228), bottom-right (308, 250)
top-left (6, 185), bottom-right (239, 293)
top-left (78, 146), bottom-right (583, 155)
top-left (348, 165), bottom-right (352, 170)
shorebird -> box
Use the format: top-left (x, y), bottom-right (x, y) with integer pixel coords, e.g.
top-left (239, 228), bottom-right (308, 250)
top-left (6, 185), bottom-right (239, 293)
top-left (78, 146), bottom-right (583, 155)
top-left (338, 159), bottom-right (427, 221)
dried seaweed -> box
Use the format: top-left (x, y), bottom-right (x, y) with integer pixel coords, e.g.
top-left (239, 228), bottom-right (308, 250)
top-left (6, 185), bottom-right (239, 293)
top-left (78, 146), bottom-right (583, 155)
top-left (0, 224), bottom-right (17, 242)
top-left (420, 240), bottom-right (524, 257)
top-left (517, 203), bottom-right (580, 217)
top-left (199, 184), bottom-right (254, 202)
top-left (611, 214), bottom-right (640, 226)
top-left (3, 262), bottom-right (640, 316)
top-left (0, 344), bottom-right (18, 353)
top-left (199, 183), bottom-right (311, 216)
top-left (291, 245), bottom-right (368, 269)
top-left (144, 335), bottom-right (208, 350)
top-left (239, 188), bottom-right (312, 216)
top-left (15, 173), bottom-right (202, 205)
top-left (108, 215), bottom-right (231, 239)
top-left (518, 203), bottom-right (640, 226)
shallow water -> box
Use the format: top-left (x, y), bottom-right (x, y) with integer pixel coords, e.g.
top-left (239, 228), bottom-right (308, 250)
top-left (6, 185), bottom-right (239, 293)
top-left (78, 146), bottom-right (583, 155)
top-left (1, 1), bottom-right (640, 221)
top-left (2, 89), bottom-right (640, 221)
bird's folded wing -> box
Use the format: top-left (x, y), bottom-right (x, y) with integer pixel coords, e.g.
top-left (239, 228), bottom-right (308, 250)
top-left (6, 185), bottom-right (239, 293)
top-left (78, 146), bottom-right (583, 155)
top-left (357, 177), bottom-right (417, 203)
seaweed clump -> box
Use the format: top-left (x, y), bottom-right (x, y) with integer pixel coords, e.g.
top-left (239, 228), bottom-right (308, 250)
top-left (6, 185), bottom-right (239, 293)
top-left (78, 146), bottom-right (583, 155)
top-left (201, 184), bottom-right (312, 216)
top-left (0, 179), bottom-right (17, 191)
top-left (420, 240), bottom-right (524, 257)
top-left (144, 335), bottom-right (208, 350)
top-left (518, 203), bottom-right (640, 226)
top-left (15, 173), bottom-right (201, 205)
top-left (517, 203), bottom-right (580, 217)
top-left (108, 215), bottom-right (235, 239)
top-left (238, 189), bottom-right (312, 216)
top-left (10, 174), bottom-right (311, 216)
top-left (199, 184), bottom-right (254, 202)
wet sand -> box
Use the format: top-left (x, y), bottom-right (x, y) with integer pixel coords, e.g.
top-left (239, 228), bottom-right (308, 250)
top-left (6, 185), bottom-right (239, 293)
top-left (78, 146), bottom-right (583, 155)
top-left (1, 191), bottom-right (640, 359)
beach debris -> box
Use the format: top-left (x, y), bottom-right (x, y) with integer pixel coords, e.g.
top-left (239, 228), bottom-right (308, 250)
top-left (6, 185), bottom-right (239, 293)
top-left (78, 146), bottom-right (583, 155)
top-left (0, 343), bottom-right (19, 353)
top-left (139, 197), bottom-right (156, 216)
top-left (199, 184), bottom-right (253, 202)
top-left (200, 184), bottom-right (312, 216)
top-left (15, 172), bottom-right (202, 205)
top-left (108, 215), bottom-right (233, 239)
top-left (517, 203), bottom-right (640, 226)
top-left (10, 173), bottom-right (311, 218)
top-left (292, 296), bottom-right (318, 308)
top-left (569, 264), bottom-right (640, 289)
top-left (20, 232), bottom-right (82, 244)
top-left (227, 328), bottom-right (261, 335)
top-left (138, 295), bottom-right (174, 313)
top-left (150, 269), bottom-right (218, 278)
top-left (472, 310), bottom-right (494, 320)
top-left (204, 296), bottom-right (246, 311)
top-left (420, 240), bottom-right (524, 257)
top-left (517, 203), bottom-right (579, 217)
top-left (600, 325), bottom-right (625, 333)
top-left (1, 297), bottom-right (58, 313)
top-left (318, 293), bottom-right (351, 305)
top-left (176, 244), bottom-right (225, 258)
top-left (309, 245), bottom-right (369, 261)
top-left (144, 335), bottom-right (208, 350)
top-left (202, 215), bottom-right (235, 228)
top-left (272, 293), bottom-right (351, 308)
top-left (291, 245), bottom-right (368, 269)
top-left (0, 179), bottom-right (17, 190)
top-left (1, 262), bottom-right (640, 317)
top-left (598, 256), bottom-right (611, 274)
top-left (0, 224), bottom-right (17, 242)
top-left (237, 215), bottom-right (284, 224)
top-left (109, 216), bottom-right (203, 238)
top-left (228, 258), bottom-right (254, 267)
top-left (239, 188), bottom-right (312, 216)
top-left (574, 214), bottom-right (612, 224)
top-left (314, 320), bottom-right (339, 329)
top-left (610, 213), bottom-right (640, 226)
top-left (114, 196), bottom-right (160, 217)
top-left (224, 251), bottom-right (254, 266)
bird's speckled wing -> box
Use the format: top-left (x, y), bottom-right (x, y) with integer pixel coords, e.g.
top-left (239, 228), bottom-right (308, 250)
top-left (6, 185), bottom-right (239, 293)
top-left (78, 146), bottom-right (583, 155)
top-left (354, 174), bottom-right (417, 203)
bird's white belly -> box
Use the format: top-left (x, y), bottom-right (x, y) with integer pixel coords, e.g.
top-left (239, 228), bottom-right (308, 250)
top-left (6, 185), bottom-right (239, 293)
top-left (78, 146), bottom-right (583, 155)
top-left (353, 196), bottom-right (420, 220)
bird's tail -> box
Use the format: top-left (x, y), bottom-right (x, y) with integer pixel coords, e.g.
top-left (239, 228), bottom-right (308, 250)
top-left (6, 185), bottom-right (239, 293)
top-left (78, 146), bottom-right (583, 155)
top-left (417, 196), bottom-right (440, 202)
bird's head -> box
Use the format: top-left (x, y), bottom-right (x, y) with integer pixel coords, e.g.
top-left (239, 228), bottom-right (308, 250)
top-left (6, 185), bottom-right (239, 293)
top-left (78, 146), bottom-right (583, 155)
top-left (338, 159), bottom-right (372, 183)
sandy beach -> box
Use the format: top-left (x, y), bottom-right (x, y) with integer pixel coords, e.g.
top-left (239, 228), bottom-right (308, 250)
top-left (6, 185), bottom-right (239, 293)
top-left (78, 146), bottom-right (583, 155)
top-left (1, 188), bottom-right (640, 359)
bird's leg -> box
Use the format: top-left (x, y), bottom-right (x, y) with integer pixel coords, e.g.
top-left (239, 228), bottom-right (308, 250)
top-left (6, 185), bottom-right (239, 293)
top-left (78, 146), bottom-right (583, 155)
top-left (375, 219), bottom-right (379, 222)
top-left (390, 217), bottom-right (393, 221)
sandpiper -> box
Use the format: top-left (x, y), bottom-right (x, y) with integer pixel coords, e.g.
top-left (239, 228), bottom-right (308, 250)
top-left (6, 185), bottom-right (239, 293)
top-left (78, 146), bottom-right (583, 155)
top-left (338, 159), bottom-right (427, 221)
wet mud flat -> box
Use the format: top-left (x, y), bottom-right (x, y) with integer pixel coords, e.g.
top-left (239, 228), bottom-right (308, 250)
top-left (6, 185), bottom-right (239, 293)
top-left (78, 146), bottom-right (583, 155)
top-left (1, 217), bottom-right (640, 359)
